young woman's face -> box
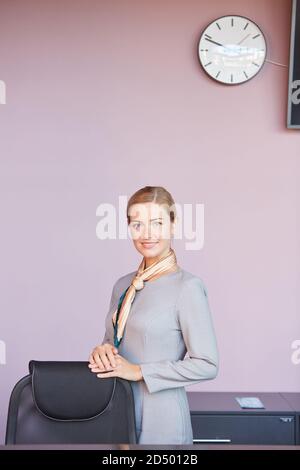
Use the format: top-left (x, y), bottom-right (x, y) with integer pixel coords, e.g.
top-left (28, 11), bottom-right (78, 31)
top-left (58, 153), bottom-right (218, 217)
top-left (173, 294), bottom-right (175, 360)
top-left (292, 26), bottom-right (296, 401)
top-left (128, 202), bottom-right (175, 263)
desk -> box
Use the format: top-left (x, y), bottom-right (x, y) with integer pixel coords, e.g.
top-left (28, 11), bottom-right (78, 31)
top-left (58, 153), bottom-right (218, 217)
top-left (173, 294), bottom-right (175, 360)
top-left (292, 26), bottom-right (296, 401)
top-left (281, 393), bottom-right (300, 444)
top-left (187, 392), bottom-right (300, 445)
top-left (1, 444), bottom-right (300, 449)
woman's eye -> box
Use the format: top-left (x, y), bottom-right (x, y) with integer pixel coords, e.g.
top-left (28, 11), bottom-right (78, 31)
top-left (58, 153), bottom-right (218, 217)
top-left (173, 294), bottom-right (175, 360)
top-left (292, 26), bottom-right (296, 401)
top-left (131, 221), bottom-right (162, 230)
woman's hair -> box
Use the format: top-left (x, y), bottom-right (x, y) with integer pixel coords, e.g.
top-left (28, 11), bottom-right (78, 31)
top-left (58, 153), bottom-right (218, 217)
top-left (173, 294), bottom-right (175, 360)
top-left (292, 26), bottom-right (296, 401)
top-left (127, 186), bottom-right (176, 225)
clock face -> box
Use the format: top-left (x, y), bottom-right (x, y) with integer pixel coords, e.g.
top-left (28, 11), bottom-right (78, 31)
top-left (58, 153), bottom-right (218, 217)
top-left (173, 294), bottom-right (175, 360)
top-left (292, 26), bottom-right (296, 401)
top-left (198, 15), bottom-right (267, 84)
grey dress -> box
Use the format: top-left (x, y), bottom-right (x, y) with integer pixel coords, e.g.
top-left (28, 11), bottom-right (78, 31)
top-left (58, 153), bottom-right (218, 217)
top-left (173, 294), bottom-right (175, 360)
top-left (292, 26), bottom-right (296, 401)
top-left (101, 266), bottom-right (219, 445)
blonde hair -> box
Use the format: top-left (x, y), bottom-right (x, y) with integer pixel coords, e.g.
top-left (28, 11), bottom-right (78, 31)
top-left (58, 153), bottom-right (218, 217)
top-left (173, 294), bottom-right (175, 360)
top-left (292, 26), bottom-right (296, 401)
top-left (127, 186), bottom-right (176, 225)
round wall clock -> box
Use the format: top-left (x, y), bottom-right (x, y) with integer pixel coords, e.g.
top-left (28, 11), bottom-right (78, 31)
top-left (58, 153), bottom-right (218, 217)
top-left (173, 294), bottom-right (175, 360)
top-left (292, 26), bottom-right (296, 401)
top-left (198, 15), bottom-right (267, 85)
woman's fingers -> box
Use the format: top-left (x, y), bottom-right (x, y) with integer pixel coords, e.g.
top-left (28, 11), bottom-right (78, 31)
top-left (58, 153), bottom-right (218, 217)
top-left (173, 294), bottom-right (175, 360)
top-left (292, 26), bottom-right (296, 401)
top-left (88, 344), bottom-right (119, 374)
top-left (93, 352), bottom-right (105, 370)
top-left (91, 365), bottom-right (118, 373)
top-left (100, 349), bottom-right (114, 370)
top-left (97, 370), bottom-right (119, 378)
top-left (106, 349), bottom-right (117, 368)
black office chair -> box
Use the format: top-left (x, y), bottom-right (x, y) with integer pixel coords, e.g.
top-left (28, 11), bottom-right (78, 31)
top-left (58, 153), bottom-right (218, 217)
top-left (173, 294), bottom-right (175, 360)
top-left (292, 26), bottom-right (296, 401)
top-left (5, 360), bottom-right (137, 444)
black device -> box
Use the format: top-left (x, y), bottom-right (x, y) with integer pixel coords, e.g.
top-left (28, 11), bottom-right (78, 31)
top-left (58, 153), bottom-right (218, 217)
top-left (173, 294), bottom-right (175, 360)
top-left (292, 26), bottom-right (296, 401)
top-left (288, 0), bottom-right (300, 128)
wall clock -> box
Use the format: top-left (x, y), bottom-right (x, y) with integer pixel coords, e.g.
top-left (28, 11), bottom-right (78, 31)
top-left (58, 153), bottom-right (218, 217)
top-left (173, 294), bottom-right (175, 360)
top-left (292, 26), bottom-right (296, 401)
top-left (198, 15), bottom-right (267, 85)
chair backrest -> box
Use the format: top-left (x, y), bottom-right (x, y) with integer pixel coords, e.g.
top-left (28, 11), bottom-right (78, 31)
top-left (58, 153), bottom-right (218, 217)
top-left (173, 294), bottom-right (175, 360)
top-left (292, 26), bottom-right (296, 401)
top-left (5, 360), bottom-right (137, 444)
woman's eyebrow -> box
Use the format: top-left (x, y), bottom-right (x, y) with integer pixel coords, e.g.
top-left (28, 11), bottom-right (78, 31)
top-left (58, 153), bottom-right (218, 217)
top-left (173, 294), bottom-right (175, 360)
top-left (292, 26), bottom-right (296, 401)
top-left (131, 218), bottom-right (163, 222)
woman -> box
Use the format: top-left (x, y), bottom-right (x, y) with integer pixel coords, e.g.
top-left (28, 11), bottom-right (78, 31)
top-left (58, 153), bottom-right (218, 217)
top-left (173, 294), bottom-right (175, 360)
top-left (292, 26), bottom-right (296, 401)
top-left (88, 186), bottom-right (219, 444)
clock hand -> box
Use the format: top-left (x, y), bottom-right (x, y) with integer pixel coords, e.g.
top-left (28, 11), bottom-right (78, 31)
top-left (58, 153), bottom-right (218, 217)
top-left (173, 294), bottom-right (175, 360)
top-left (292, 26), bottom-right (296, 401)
top-left (205, 37), bottom-right (225, 47)
top-left (237, 33), bottom-right (250, 45)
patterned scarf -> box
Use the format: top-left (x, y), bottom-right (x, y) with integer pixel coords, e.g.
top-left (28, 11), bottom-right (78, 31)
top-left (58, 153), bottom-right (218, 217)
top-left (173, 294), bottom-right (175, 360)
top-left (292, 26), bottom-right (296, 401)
top-left (112, 247), bottom-right (178, 347)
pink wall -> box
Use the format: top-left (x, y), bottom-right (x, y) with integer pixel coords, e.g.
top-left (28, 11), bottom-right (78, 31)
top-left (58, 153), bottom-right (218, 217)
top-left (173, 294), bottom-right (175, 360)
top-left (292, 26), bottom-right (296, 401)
top-left (0, 0), bottom-right (299, 443)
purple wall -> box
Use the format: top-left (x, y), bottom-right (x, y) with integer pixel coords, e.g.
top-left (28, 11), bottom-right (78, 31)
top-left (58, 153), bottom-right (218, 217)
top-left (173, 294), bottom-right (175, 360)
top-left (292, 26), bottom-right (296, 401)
top-left (0, 0), bottom-right (299, 444)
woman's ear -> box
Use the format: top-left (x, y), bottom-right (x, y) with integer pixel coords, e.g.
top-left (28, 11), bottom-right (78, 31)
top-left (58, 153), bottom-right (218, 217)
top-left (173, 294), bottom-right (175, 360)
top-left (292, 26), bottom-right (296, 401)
top-left (170, 218), bottom-right (177, 238)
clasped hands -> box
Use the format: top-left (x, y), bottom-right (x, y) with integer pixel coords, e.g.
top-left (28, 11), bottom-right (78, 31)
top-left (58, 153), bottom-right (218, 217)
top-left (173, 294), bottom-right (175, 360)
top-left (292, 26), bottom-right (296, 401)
top-left (88, 343), bottom-right (143, 382)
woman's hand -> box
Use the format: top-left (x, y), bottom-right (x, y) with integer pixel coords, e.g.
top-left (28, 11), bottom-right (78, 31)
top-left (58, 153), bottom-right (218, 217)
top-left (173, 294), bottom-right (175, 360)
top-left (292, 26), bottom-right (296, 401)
top-left (88, 343), bottom-right (119, 371)
top-left (88, 344), bottom-right (143, 382)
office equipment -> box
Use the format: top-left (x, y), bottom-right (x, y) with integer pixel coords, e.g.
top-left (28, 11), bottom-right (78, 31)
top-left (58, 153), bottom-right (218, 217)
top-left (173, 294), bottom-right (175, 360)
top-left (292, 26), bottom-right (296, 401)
top-left (187, 392), bottom-right (300, 445)
top-left (235, 397), bottom-right (265, 409)
top-left (287, 0), bottom-right (300, 128)
top-left (281, 393), bottom-right (300, 445)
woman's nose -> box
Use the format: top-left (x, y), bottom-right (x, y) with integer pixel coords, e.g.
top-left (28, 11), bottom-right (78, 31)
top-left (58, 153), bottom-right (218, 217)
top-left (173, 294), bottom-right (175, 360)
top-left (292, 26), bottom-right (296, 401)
top-left (143, 227), bottom-right (153, 240)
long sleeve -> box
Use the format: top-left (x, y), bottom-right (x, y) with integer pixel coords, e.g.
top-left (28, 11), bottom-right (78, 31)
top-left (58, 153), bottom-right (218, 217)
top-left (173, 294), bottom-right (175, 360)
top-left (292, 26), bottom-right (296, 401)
top-left (139, 277), bottom-right (219, 394)
top-left (101, 281), bottom-right (119, 346)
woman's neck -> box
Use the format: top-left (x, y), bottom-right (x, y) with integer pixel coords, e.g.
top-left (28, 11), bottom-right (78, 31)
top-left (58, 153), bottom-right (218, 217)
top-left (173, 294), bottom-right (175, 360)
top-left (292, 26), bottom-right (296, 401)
top-left (144, 248), bottom-right (172, 269)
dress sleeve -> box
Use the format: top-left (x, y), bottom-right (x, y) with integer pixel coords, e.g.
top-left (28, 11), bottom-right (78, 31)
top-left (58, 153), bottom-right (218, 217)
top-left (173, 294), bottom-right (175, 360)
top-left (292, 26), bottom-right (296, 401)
top-left (139, 277), bottom-right (219, 394)
top-left (101, 281), bottom-right (119, 346)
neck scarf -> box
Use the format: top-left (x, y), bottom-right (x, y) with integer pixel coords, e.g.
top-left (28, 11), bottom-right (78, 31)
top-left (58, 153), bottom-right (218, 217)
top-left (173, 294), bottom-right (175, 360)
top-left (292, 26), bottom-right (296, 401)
top-left (112, 247), bottom-right (178, 347)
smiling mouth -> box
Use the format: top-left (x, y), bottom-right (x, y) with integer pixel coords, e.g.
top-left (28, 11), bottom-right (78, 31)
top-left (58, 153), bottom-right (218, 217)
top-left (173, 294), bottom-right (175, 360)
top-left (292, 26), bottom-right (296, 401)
top-left (141, 242), bottom-right (159, 248)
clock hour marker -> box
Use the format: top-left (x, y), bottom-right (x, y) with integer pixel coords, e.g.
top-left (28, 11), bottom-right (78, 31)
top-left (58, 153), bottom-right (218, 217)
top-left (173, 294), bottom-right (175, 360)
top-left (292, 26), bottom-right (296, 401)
top-left (230, 73), bottom-right (233, 82)
top-left (216, 22), bottom-right (221, 30)
top-left (204, 61), bottom-right (212, 67)
top-left (231, 18), bottom-right (234, 27)
top-left (204, 33), bottom-right (212, 39)
top-left (204, 37), bottom-right (224, 47)
top-left (200, 49), bottom-right (209, 51)
top-left (252, 62), bottom-right (260, 67)
top-left (244, 22), bottom-right (249, 30)
top-left (243, 71), bottom-right (249, 79)
top-left (216, 71), bottom-right (221, 79)
top-left (252, 34), bottom-right (260, 39)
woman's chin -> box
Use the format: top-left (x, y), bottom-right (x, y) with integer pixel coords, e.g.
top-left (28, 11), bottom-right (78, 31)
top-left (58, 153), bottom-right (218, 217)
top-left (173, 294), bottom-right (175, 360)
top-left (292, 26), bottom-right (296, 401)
top-left (139, 244), bottom-right (161, 256)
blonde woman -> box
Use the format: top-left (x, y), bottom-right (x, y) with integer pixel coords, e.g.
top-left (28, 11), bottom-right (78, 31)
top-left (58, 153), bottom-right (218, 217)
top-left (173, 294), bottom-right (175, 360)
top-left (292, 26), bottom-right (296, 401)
top-left (88, 186), bottom-right (219, 444)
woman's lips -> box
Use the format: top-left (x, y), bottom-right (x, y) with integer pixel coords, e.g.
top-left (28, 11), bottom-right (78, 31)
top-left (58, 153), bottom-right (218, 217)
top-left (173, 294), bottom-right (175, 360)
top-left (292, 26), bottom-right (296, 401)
top-left (141, 242), bottom-right (159, 249)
